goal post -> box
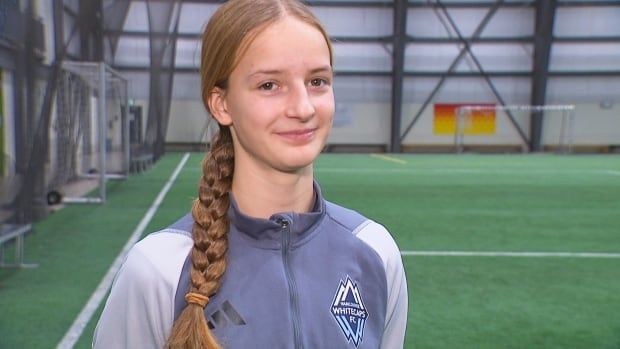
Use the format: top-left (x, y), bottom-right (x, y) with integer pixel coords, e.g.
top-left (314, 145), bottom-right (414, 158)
top-left (455, 104), bottom-right (576, 154)
top-left (49, 61), bottom-right (130, 204)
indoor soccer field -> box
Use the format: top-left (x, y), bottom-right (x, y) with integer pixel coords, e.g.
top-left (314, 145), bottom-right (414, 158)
top-left (0, 152), bottom-right (618, 349)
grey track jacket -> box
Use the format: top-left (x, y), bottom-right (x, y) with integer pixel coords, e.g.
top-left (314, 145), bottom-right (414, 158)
top-left (93, 185), bottom-right (408, 349)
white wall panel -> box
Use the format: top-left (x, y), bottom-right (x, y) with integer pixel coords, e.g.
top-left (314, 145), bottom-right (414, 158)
top-left (175, 39), bottom-right (201, 68)
top-left (406, 43), bottom-right (533, 72)
top-left (457, 43), bottom-right (532, 72)
top-left (541, 104), bottom-right (620, 146)
top-left (405, 43), bottom-right (461, 71)
top-left (480, 7), bottom-right (534, 37)
top-left (408, 8), bottom-right (487, 37)
top-left (550, 43), bottom-right (620, 71)
top-left (313, 7), bottom-right (392, 37)
top-left (334, 76), bottom-right (391, 103)
top-left (124, 71), bottom-right (150, 100)
top-left (555, 7), bottom-right (620, 37)
top-left (403, 77), bottom-right (531, 104)
top-left (328, 103), bottom-right (390, 144)
top-left (408, 7), bottom-right (534, 37)
top-left (123, 1), bottom-right (148, 31)
top-left (171, 73), bottom-right (200, 100)
top-left (115, 37), bottom-right (150, 66)
top-left (167, 99), bottom-right (210, 143)
top-left (547, 77), bottom-right (620, 103)
top-left (178, 3), bottom-right (221, 34)
top-left (333, 43), bottom-right (391, 72)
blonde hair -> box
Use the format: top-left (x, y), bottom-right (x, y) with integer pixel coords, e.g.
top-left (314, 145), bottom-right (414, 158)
top-left (166, 1), bottom-right (332, 348)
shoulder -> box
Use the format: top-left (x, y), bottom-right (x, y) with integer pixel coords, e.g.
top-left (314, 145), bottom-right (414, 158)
top-left (94, 217), bottom-right (195, 349)
top-left (324, 200), bottom-right (367, 231)
top-left (324, 200), bottom-right (401, 267)
top-left (133, 214), bottom-right (193, 264)
top-left (122, 219), bottom-right (193, 289)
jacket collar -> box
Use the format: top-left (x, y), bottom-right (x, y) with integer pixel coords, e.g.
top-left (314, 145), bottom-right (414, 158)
top-left (227, 181), bottom-right (325, 249)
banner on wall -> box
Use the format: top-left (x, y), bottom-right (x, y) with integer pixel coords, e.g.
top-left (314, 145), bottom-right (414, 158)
top-left (433, 103), bottom-right (496, 135)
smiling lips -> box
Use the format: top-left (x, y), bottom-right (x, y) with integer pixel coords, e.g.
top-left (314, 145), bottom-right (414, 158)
top-left (275, 128), bottom-right (318, 142)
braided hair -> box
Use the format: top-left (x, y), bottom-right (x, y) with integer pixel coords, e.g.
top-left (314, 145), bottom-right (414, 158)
top-left (166, 0), bottom-right (332, 347)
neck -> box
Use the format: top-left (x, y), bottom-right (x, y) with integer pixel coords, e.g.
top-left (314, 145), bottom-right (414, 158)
top-left (231, 161), bottom-right (315, 219)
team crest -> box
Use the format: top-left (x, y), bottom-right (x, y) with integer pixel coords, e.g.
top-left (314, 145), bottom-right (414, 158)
top-left (330, 276), bottom-right (368, 347)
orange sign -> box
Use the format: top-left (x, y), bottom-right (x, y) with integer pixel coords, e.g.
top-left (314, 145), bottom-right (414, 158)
top-left (433, 103), bottom-right (496, 135)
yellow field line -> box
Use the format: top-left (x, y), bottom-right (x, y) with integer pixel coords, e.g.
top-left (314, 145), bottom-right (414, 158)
top-left (370, 153), bottom-right (407, 165)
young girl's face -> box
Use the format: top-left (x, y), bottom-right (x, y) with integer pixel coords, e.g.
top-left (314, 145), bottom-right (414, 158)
top-left (212, 16), bottom-right (334, 173)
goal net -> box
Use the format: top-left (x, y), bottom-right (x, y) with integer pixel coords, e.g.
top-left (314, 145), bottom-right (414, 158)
top-left (48, 61), bottom-right (130, 204)
top-left (455, 104), bottom-right (576, 154)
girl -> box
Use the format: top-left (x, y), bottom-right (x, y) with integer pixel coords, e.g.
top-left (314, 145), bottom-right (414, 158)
top-left (93, 0), bottom-right (407, 348)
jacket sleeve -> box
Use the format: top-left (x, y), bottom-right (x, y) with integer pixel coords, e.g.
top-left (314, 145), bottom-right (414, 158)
top-left (356, 221), bottom-right (409, 349)
top-left (379, 234), bottom-right (408, 349)
top-left (93, 232), bottom-right (191, 349)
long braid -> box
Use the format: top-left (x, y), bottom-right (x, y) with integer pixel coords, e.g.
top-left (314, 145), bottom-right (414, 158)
top-left (166, 127), bottom-right (234, 349)
top-left (164, 0), bottom-right (332, 346)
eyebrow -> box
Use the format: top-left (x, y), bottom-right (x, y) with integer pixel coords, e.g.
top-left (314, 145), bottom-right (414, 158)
top-left (310, 66), bottom-right (333, 75)
top-left (248, 65), bottom-right (333, 78)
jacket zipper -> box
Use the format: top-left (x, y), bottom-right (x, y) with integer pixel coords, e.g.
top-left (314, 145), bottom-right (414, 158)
top-left (278, 218), bottom-right (303, 349)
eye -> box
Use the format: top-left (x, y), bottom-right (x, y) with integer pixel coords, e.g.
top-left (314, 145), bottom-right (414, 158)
top-left (310, 78), bottom-right (327, 87)
top-left (259, 82), bottom-right (277, 91)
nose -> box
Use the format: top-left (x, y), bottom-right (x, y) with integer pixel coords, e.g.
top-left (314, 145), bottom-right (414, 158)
top-left (285, 84), bottom-right (315, 121)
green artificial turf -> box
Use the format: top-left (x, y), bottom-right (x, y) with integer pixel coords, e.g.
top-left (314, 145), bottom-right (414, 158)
top-left (1, 153), bottom-right (619, 349)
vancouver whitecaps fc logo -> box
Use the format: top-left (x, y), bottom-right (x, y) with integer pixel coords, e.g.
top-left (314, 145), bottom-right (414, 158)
top-left (330, 276), bottom-right (368, 347)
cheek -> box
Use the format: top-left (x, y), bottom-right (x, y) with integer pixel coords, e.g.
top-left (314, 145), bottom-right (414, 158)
top-left (227, 94), bottom-right (270, 128)
top-left (315, 94), bottom-right (335, 121)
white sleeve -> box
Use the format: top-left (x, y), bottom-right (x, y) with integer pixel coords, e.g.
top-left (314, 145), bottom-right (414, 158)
top-left (355, 221), bottom-right (409, 349)
top-left (93, 232), bottom-right (192, 349)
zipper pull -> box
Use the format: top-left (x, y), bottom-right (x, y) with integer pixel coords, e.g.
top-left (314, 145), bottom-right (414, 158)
top-left (275, 217), bottom-right (290, 229)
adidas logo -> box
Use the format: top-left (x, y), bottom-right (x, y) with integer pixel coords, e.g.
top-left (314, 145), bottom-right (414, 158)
top-left (207, 300), bottom-right (247, 329)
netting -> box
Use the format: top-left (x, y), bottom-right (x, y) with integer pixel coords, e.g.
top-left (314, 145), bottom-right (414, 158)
top-left (145, 1), bottom-right (182, 160)
top-left (455, 105), bottom-right (576, 154)
top-left (48, 61), bottom-right (129, 204)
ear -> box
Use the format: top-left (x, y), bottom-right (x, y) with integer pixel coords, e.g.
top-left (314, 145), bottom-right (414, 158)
top-left (207, 87), bottom-right (233, 126)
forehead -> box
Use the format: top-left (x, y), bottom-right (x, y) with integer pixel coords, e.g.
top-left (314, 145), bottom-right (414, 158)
top-left (234, 16), bottom-right (331, 75)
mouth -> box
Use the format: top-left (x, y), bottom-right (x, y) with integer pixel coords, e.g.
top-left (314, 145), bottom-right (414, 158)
top-left (275, 128), bottom-right (318, 142)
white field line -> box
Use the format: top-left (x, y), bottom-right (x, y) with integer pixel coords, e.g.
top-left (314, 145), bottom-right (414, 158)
top-left (401, 250), bottom-right (620, 258)
top-left (56, 153), bottom-right (191, 349)
top-left (313, 168), bottom-right (620, 176)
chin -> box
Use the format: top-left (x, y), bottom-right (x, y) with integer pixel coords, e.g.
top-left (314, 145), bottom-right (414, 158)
top-left (277, 147), bottom-right (321, 173)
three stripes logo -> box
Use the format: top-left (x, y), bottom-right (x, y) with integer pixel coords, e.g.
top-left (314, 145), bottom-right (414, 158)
top-left (207, 300), bottom-right (247, 329)
top-left (330, 276), bottom-right (368, 347)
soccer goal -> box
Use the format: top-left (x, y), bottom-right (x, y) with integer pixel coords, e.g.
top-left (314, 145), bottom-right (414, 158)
top-left (47, 61), bottom-right (130, 204)
top-left (455, 104), bottom-right (576, 154)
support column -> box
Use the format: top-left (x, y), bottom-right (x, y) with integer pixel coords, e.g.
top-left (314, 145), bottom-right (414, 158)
top-left (530, 0), bottom-right (557, 151)
top-left (390, 0), bottom-right (407, 153)
top-left (79, 0), bottom-right (103, 61)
